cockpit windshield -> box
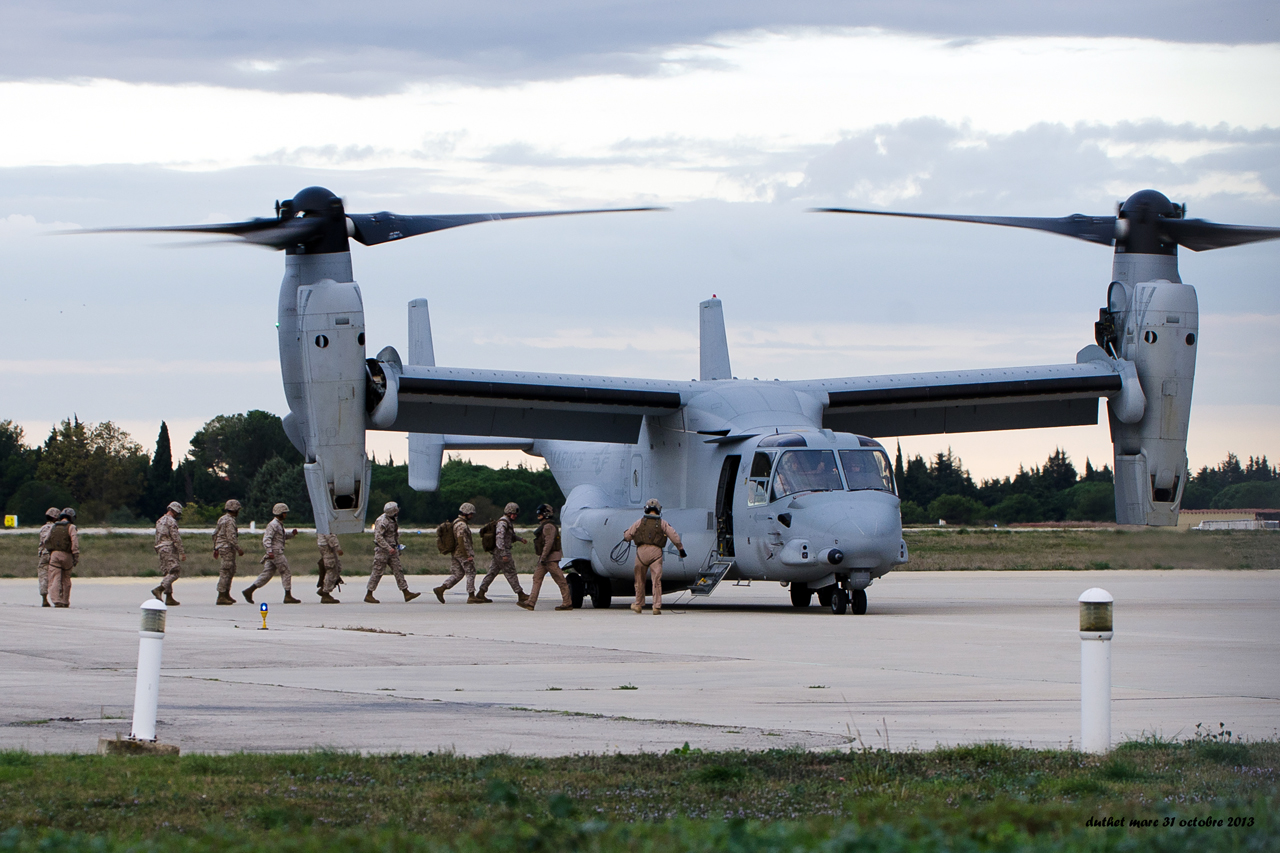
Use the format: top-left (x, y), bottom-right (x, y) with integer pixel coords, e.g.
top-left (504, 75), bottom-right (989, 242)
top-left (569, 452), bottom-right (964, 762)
top-left (839, 449), bottom-right (896, 494)
top-left (771, 450), bottom-right (842, 500)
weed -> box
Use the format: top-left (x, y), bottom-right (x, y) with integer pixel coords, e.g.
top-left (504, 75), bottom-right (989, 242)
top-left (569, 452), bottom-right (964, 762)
top-left (613, 684), bottom-right (638, 690)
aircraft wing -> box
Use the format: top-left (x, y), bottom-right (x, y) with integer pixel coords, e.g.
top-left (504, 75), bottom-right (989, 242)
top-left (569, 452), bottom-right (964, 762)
top-left (790, 359), bottom-right (1126, 438)
top-left (380, 366), bottom-right (690, 443)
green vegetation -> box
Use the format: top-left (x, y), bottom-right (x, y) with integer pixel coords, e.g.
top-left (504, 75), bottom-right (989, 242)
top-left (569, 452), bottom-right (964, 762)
top-left (0, 739), bottom-right (1276, 851)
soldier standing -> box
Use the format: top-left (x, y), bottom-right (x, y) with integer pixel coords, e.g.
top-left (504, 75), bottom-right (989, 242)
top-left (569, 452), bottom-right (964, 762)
top-left (520, 504), bottom-right (572, 611)
top-left (622, 498), bottom-right (686, 615)
top-left (433, 502), bottom-right (478, 603)
top-left (152, 501), bottom-right (186, 606)
top-left (243, 503), bottom-right (301, 604)
top-left (365, 502), bottom-right (421, 604)
top-left (212, 499), bottom-right (244, 605)
top-left (36, 506), bottom-right (59, 607)
top-left (476, 502), bottom-right (529, 605)
top-left (316, 531), bottom-right (343, 604)
top-left (45, 508), bottom-right (79, 609)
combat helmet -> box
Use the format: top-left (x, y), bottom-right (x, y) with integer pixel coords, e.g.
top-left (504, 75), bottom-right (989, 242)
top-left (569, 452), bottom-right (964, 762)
top-left (45, 507), bottom-right (60, 521)
top-left (272, 502), bottom-right (290, 517)
top-left (504, 502), bottom-right (519, 515)
top-left (383, 501), bottom-right (399, 516)
top-left (167, 501), bottom-right (184, 515)
top-left (224, 499), bottom-right (242, 512)
top-left (60, 507), bottom-right (76, 521)
top-left (458, 502), bottom-right (476, 516)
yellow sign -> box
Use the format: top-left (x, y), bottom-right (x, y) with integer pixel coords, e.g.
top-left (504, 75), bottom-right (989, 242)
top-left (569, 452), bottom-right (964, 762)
top-left (3, 515), bottom-right (16, 529)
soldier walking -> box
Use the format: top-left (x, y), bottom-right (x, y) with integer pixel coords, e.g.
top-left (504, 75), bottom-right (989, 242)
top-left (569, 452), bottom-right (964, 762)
top-left (316, 531), bottom-right (343, 604)
top-left (243, 503), bottom-right (300, 604)
top-left (36, 506), bottom-right (59, 607)
top-left (365, 502), bottom-right (421, 604)
top-left (45, 508), bottom-right (79, 609)
top-left (622, 498), bottom-right (686, 615)
top-left (476, 502), bottom-right (529, 605)
top-left (212, 499), bottom-right (244, 605)
top-left (152, 501), bottom-right (186, 606)
top-left (433, 502), bottom-right (478, 603)
top-left (520, 504), bottom-right (572, 612)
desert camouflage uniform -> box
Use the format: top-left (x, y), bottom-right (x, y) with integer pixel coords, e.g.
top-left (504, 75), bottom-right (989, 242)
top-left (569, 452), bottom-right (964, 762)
top-left (249, 517), bottom-right (295, 594)
top-left (317, 533), bottom-right (342, 595)
top-left (527, 519), bottom-right (571, 608)
top-left (37, 521), bottom-right (54, 597)
top-left (438, 516), bottom-right (477, 595)
top-left (213, 512), bottom-right (240, 596)
top-left (154, 513), bottom-right (185, 595)
top-left (367, 513), bottom-right (409, 593)
top-left (478, 516), bottom-right (526, 599)
top-left (46, 521), bottom-right (79, 607)
top-left (623, 516), bottom-right (684, 611)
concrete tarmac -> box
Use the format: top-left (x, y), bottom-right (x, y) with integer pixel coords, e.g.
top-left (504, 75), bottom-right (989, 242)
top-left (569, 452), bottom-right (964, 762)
top-left (1, 571), bottom-right (1276, 755)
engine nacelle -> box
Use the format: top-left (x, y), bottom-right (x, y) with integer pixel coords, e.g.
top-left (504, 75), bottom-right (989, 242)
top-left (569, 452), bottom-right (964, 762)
top-left (1106, 280), bottom-right (1198, 525)
top-left (297, 278), bottom-right (371, 534)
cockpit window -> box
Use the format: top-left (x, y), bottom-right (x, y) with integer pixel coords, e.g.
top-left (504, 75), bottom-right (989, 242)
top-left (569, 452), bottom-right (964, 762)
top-left (771, 450), bottom-right (842, 500)
top-left (746, 451), bottom-right (774, 506)
top-left (839, 449), bottom-right (895, 494)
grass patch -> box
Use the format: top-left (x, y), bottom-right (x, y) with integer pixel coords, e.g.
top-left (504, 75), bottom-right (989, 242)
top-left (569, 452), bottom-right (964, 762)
top-left (0, 742), bottom-right (1274, 850)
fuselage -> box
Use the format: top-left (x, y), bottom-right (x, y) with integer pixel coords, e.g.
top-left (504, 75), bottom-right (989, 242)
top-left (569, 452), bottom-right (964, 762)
top-left (538, 380), bottom-right (907, 592)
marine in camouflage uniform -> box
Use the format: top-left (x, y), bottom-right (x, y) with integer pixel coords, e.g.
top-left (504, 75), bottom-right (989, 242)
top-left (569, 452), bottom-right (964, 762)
top-left (212, 499), bottom-right (244, 605)
top-left (521, 504), bottom-right (572, 611)
top-left (476, 502), bottom-right (528, 604)
top-left (151, 501), bottom-right (187, 606)
top-left (316, 532), bottom-right (343, 603)
top-left (37, 506), bottom-right (59, 607)
top-left (243, 503), bottom-right (300, 604)
top-left (46, 508), bottom-right (79, 608)
top-left (433, 503), bottom-right (478, 602)
top-left (365, 502), bottom-right (420, 603)
top-left (622, 498), bottom-right (685, 615)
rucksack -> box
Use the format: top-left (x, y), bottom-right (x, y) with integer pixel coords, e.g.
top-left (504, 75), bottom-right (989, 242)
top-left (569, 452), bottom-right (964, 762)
top-left (480, 519), bottom-right (499, 553)
top-left (435, 520), bottom-right (456, 554)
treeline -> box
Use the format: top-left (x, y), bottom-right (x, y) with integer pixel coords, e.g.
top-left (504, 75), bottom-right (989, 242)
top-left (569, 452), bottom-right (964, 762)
top-left (894, 446), bottom-right (1280, 525)
top-left (0, 413), bottom-right (563, 527)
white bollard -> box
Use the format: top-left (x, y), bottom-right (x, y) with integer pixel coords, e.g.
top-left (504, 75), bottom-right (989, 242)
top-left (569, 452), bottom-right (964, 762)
top-left (1079, 588), bottom-right (1113, 753)
top-left (130, 599), bottom-right (167, 742)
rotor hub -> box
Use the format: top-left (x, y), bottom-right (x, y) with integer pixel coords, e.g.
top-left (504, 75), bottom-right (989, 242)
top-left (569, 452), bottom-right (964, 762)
top-left (1116, 189), bottom-right (1181, 256)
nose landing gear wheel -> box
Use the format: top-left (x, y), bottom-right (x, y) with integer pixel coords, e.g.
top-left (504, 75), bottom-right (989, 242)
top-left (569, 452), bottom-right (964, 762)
top-left (830, 587), bottom-right (849, 615)
top-left (567, 573), bottom-right (586, 609)
top-left (789, 585), bottom-right (813, 608)
top-left (851, 588), bottom-right (868, 615)
top-left (588, 580), bottom-right (612, 609)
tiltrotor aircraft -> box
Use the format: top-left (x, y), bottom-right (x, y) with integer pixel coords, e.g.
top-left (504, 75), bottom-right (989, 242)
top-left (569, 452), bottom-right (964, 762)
top-left (100, 187), bottom-right (1280, 614)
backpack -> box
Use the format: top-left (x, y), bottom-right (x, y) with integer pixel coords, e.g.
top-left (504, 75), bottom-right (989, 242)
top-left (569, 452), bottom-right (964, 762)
top-left (435, 520), bottom-right (456, 554)
top-left (480, 519), bottom-right (499, 553)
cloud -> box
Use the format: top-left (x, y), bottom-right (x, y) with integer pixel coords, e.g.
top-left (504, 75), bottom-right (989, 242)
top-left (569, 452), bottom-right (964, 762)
top-left (2, 1), bottom-right (1276, 94)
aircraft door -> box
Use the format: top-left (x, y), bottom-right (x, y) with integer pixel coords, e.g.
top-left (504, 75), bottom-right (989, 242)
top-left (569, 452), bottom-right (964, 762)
top-left (629, 454), bottom-right (643, 504)
top-left (715, 455), bottom-right (740, 557)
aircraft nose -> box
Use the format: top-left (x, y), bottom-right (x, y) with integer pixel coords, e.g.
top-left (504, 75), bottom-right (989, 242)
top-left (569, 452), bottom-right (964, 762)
top-left (792, 492), bottom-right (902, 568)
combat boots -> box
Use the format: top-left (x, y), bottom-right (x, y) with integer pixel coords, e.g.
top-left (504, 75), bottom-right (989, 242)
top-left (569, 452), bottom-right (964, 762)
top-left (466, 594), bottom-right (484, 604)
top-left (164, 592), bottom-right (180, 606)
top-left (403, 590), bottom-right (421, 602)
top-left (475, 593), bottom-right (493, 603)
top-left (283, 593), bottom-right (301, 604)
top-left (319, 592), bottom-right (340, 604)
top-left (41, 594), bottom-right (50, 608)
top-left (216, 593), bottom-right (235, 606)
top-left (151, 586), bottom-right (164, 601)
top-left (630, 603), bottom-right (642, 614)
top-left (432, 586), bottom-right (446, 603)
top-left (242, 587), bottom-right (255, 604)
top-left (517, 592), bottom-right (530, 606)
top-left (365, 591), bottom-right (380, 604)
top-left (518, 601), bottom-right (535, 611)
top-left (555, 605), bottom-right (573, 611)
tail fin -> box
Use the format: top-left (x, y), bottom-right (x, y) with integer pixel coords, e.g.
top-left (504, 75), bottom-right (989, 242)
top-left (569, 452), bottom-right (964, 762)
top-left (699, 297), bottom-right (732, 381)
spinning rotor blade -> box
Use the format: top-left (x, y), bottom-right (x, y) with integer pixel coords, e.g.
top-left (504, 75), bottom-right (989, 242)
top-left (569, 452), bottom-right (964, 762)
top-left (74, 216), bottom-right (326, 249)
top-left (811, 207), bottom-right (1118, 246)
top-left (1160, 218), bottom-right (1280, 252)
top-left (348, 208), bottom-right (664, 246)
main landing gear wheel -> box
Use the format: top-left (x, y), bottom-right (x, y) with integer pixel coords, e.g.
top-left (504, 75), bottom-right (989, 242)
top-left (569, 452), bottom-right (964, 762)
top-left (789, 585), bottom-right (813, 608)
top-left (851, 588), bottom-right (868, 615)
top-left (830, 587), bottom-right (849, 615)
top-left (567, 573), bottom-right (586, 609)
top-left (817, 586), bottom-right (835, 607)
top-left (589, 579), bottom-right (612, 609)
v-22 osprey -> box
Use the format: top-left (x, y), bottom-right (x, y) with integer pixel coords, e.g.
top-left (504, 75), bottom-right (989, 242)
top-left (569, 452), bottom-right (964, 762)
top-left (98, 187), bottom-right (1280, 614)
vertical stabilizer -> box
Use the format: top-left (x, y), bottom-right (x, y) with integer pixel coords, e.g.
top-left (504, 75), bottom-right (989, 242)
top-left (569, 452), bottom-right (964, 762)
top-left (699, 297), bottom-right (732, 381)
top-left (406, 298), bottom-right (445, 491)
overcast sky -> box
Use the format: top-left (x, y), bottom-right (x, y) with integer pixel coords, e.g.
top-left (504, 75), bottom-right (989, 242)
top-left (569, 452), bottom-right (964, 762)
top-left (1, 3), bottom-right (1276, 480)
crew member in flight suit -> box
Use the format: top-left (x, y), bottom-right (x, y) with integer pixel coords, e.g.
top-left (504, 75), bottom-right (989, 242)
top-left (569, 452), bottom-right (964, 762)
top-left (243, 503), bottom-right (300, 604)
top-left (317, 531), bottom-right (343, 603)
top-left (152, 501), bottom-right (186, 605)
top-left (365, 501), bottom-right (420, 603)
top-left (434, 503), bottom-right (478, 602)
top-left (520, 503), bottom-right (572, 611)
top-left (36, 506), bottom-right (59, 607)
top-left (476, 502), bottom-right (529, 604)
top-left (623, 498), bottom-right (685, 615)
top-left (212, 499), bottom-right (244, 605)
top-left (45, 508), bottom-right (79, 608)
